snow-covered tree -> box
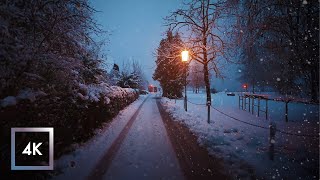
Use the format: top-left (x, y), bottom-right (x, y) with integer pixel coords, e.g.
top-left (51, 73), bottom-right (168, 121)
top-left (109, 64), bottom-right (120, 86)
top-left (131, 59), bottom-right (148, 90)
top-left (189, 61), bottom-right (205, 93)
top-left (113, 60), bottom-right (147, 89)
top-left (117, 72), bottom-right (140, 89)
top-left (165, 0), bottom-right (238, 106)
top-left (0, 0), bottom-right (103, 98)
top-left (153, 30), bottom-right (184, 98)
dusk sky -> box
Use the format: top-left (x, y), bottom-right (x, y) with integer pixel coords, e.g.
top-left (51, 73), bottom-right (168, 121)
top-left (91, 0), bottom-right (241, 91)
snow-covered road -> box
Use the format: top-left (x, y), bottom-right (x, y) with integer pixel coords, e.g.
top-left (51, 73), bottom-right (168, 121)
top-left (100, 95), bottom-right (184, 180)
top-left (53, 94), bottom-right (184, 180)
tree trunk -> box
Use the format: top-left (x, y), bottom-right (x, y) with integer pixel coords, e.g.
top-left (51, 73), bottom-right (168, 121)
top-left (203, 62), bottom-right (211, 123)
top-left (203, 63), bottom-right (211, 101)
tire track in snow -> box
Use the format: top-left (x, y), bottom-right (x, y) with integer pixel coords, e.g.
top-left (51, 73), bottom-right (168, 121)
top-left (87, 95), bottom-right (150, 180)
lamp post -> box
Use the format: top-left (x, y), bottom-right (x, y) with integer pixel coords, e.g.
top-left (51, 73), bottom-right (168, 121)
top-left (181, 50), bottom-right (189, 111)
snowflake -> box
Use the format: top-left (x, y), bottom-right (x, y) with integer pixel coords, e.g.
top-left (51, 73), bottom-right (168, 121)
top-left (276, 78), bottom-right (281, 81)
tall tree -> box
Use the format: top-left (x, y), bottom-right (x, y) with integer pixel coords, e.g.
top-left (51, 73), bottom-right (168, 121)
top-left (131, 59), bottom-right (148, 90)
top-left (153, 30), bottom-right (184, 98)
top-left (237, 0), bottom-right (319, 100)
top-left (0, 0), bottom-right (102, 98)
top-left (165, 0), bottom-right (237, 116)
top-left (189, 61), bottom-right (205, 93)
top-left (113, 59), bottom-right (147, 89)
top-left (109, 64), bottom-right (120, 86)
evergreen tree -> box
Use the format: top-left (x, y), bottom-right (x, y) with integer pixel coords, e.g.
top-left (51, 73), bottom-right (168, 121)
top-left (153, 31), bottom-right (184, 98)
top-left (117, 71), bottom-right (140, 89)
top-left (109, 64), bottom-right (120, 86)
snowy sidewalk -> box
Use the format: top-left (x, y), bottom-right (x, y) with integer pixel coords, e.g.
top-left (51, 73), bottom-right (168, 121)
top-left (101, 95), bottom-right (184, 180)
top-left (53, 94), bottom-right (184, 180)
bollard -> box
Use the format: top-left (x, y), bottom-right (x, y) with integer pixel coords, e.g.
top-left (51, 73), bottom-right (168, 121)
top-left (207, 101), bottom-right (211, 124)
top-left (269, 122), bottom-right (276, 160)
top-left (266, 99), bottom-right (268, 120)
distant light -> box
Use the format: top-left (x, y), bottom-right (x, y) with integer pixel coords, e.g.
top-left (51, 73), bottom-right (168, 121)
top-left (181, 50), bottom-right (189, 62)
top-left (243, 84), bottom-right (247, 88)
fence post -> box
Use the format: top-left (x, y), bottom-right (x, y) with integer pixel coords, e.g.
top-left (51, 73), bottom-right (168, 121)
top-left (241, 96), bottom-right (243, 110)
top-left (252, 97), bottom-right (254, 114)
top-left (269, 122), bottom-right (276, 160)
top-left (266, 99), bottom-right (268, 120)
top-left (244, 97), bottom-right (246, 111)
top-left (238, 96), bottom-right (240, 109)
top-left (248, 97), bottom-right (251, 112)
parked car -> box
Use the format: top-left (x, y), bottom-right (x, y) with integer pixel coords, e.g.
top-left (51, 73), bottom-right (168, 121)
top-left (227, 92), bottom-right (235, 96)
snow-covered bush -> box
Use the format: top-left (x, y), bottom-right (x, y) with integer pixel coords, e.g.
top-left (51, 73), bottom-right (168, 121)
top-left (0, 83), bottom-right (138, 160)
top-left (0, 1), bottom-right (138, 179)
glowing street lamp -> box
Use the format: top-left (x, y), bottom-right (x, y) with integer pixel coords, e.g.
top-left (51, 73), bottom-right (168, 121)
top-left (181, 50), bottom-right (189, 62)
top-left (181, 50), bottom-right (189, 111)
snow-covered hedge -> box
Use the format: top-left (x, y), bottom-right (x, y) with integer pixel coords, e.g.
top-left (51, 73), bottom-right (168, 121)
top-left (73, 83), bottom-right (139, 130)
top-left (0, 83), bottom-right (139, 158)
top-left (76, 82), bottom-right (138, 105)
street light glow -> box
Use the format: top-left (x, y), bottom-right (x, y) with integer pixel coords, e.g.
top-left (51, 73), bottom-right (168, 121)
top-left (181, 50), bottom-right (189, 62)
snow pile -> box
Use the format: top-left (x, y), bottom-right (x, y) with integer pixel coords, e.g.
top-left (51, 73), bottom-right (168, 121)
top-left (76, 83), bottom-right (138, 105)
top-left (160, 92), bottom-right (319, 179)
top-left (0, 88), bottom-right (47, 108)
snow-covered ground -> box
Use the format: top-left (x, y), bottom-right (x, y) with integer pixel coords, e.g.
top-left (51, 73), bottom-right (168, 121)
top-left (161, 91), bottom-right (319, 179)
top-left (53, 93), bottom-right (184, 180)
top-left (53, 95), bottom-right (149, 179)
top-left (103, 94), bottom-right (183, 180)
top-left (209, 91), bottom-right (318, 122)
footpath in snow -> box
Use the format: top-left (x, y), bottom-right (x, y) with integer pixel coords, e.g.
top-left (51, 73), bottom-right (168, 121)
top-left (161, 91), bottom-right (319, 179)
top-left (101, 95), bottom-right (183, 180)
top-left (53, 94), bottom-right (184, 180)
